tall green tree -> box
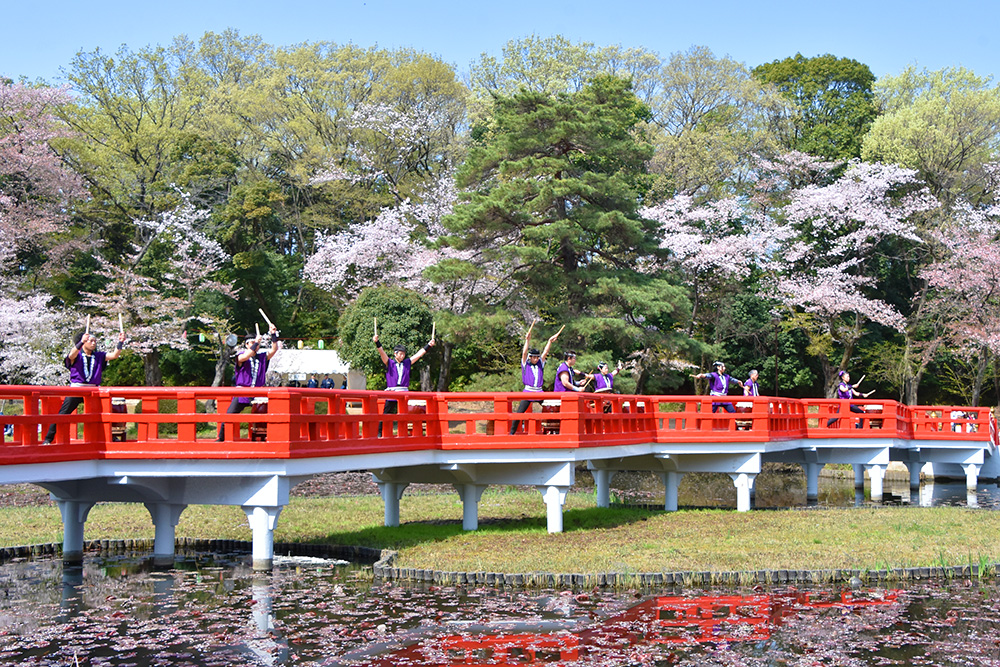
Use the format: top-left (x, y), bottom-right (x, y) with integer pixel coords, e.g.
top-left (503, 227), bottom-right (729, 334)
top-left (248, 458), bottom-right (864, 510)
top-left (752, 53), bottom-right (878, 161)
top-left (862, 66), bottom-right (1000, 205)
top-left (445, 75), bottom-right (691, 386)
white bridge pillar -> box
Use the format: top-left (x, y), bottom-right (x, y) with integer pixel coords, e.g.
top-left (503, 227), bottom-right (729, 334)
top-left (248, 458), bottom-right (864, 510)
top-left (454, 483), bottom-right (488, 531)
top-left (56, 500), bottom-right (94, 564)
top-left (802, 462), bottom-right (824, 504)
top-left (538, 485), bottom-right (569, 533)
top-left (906, 462), bottom-right (921, 491)
top-left (593, 469), bottom-right (612, 508)
top-left (376, 481), bottom-right (409, 528)
top-left (243, 506), bottom-right (283, 571)
top-left (660, 471), bottom-right (683, 512)
top-left (866, 464), bottom-right (885, 502)
top-left (729, 473), bottom-right (756, 512)
top-left (144, 503), bottom-right (187, 567)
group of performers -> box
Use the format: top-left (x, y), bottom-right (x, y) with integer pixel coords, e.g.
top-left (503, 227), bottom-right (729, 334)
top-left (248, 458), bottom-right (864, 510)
top-left (44, 316), bottom-right (879, 441)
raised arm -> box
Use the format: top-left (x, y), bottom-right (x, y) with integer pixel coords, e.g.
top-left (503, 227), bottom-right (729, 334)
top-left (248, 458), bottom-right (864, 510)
top-left (520, 320), bottom-right (535, 365)
top-left (410, 338), bottom-right (435, 364)
top-left (266, 323), bottom-right (281, 360)
top-left (373, 334), bottom-right (389, 365)
top-left (106, 331), bottom-right (126, 361)
top-left (541, 328), bottom-right (559, 362)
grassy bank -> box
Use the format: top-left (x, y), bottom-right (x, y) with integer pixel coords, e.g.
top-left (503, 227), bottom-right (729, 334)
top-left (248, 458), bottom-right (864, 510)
top-left (3, 486), bottom-right (1000, 575)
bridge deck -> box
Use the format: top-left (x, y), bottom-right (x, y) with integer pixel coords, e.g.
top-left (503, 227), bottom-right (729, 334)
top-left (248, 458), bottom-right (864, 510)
top-left (0, 386), bottom-right (994, 569)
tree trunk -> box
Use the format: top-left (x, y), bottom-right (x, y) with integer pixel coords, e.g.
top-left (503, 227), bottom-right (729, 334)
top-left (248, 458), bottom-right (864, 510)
top-left (419, 365), bottom-right (432, 392)
top-left (143, 349), bottom-right (162, 387)
top-left (435, 342), bottom-right (453, 392)
top-left (971, 350), bottom-right (990, 407)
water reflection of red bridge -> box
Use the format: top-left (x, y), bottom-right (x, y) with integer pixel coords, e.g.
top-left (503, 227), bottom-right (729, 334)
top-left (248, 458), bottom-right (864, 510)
top-left (356, 589), bottom-right (900, 665)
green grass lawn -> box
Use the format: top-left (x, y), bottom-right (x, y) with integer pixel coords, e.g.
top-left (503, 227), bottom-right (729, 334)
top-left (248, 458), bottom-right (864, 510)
top-left (3, 487), bottom-right (1000, 575)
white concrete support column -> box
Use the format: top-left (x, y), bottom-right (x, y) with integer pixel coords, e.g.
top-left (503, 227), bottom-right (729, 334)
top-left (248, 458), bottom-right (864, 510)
top-left (802, 463), bottom-right (825, 504)
top-left (144, 503), bottom-right (187, 567)
top-left (866, 465), bottom-right (885, 502)
top-left (593, 469), bottom-right (612, 508)
top-left (729, 473), bottom-right (756, 512)
top-left (376, 481), bottom-right (409, 528)
top-left (537, 485), bottom-right (569, 533)
top-left (453, 484), bottom-right (488, 531)
top-left (660, 471), bottom-right (683, 512)
top-left (242, 506), bottom-right (283, 572)
top-left (56, 500), bottom-right (94, 564)
top-left (964, 464), bottom-right (981, 492)
top-left (964, 464), bottom-right (981, 507)
top-left (906, 463), bottom-right (921, 491)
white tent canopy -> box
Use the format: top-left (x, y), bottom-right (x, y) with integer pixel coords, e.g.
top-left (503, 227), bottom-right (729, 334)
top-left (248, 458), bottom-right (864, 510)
top-left (267, 349), bottom-right (366, 388)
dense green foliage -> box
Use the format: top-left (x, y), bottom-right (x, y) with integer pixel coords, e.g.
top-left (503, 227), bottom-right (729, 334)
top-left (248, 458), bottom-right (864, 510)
top-left (4, 32), bottom-right (1000, 405)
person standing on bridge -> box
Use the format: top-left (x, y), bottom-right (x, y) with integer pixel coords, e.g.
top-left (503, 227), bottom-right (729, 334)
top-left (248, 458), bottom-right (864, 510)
top-left (218, 323), bottom-right (281, 441)
top-left (554, 352), bottom-right (594, 392)
top-left (374, 331), bottom-right (435, 436)
top-left (826, 370), bottom-right (875, 428)
top-left (743, 369), bottom-right (760, 397)
top-left (690, 361), bottom-right (744, 413)
top-left (593, 360), bottom-right (624, 412)
top-left (510, 321), bottom-right (560, 435)
top-left (43, 328), bottom-right (127, 444)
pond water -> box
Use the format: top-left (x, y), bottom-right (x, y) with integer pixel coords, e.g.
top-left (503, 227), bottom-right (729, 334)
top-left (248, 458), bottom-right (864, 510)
top-left (2, 553), bottom-right (1000, 666)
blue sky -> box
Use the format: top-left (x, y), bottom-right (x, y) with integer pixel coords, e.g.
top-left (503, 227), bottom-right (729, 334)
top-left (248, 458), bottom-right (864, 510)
top-left (2, 0), bottom-right (996, 85)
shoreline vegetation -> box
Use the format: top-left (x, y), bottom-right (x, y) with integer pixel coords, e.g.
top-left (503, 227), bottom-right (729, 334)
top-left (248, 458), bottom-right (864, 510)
top-left (2, 471), bottom-right (999, 579)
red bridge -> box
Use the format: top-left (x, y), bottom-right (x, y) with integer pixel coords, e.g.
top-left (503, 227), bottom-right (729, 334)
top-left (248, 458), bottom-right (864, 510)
top-left (0, 385), bottom-right (994, 569)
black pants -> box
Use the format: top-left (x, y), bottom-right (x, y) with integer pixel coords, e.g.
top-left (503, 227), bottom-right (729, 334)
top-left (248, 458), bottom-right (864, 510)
top-left (510, 399), bottom-right (540, 435)
top-left (43, 396), bottom-right (84, 443)
top-left (827, 403), bottom-right (865, 428)
top-left (378, 399), bottom-right (399, 437)
top-left (218, 398), bottom-right (250, 441)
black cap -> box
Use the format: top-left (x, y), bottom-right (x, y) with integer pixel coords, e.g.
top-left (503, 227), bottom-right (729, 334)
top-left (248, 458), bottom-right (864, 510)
top-left (393, 345), bottom-right (406, 353)
top-left (528, 348), bottom-right (541, 356)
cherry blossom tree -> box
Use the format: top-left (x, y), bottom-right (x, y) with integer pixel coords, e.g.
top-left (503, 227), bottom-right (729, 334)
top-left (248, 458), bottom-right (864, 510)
top-left (643, 155), bottom-right (939, 396)
top-left (920, 188), bottom-right (1000, 404)
top-left (0, 293), bottom-right (70, 385)
top-left (82, 196), bottom-right (237, 386)
top-left (767, 160), bottom-right (938, 395)
top-left (0, 81), bottom-right (87, 280)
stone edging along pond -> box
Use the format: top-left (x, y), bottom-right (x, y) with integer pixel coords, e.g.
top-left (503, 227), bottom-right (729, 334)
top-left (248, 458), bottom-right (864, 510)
top-left (1, 538), bottom-right (991, 590)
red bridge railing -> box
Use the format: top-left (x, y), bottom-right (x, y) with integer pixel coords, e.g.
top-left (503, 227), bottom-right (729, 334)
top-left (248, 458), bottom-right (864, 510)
top-left (0, 386), bottom-right (992, 466)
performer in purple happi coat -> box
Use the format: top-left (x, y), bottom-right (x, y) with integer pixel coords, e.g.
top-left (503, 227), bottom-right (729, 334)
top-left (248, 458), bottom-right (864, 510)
top-left (218, 323), bottom-right (280, 441)
top-left (593, 360), bottom-right (624, 412)
top-left (554, 352), bottom-right (594, 392)
top-left (510, 321), bottom-right (560, 434)
top-left (374, 331), bottom-right (435, 436)
top-left (826, 370), bottom-right (875, 428)
top-left (690, 361), bottom-right (744, 413)
top-left (43, 328), bottom-right (127, 444)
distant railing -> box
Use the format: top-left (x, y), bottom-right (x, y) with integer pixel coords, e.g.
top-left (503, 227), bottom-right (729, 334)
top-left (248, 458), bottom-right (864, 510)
top-left (0, 386), bottom-right (992, 466)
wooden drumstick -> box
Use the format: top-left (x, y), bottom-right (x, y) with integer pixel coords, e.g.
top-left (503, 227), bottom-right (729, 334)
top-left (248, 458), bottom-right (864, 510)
top-left (255, 323), bottom-right (261, 338)
top-left (118, 312), bottom-right (124, 334)
top-left (258, 308), bottom-right (275, 330)
top-left (374, 316), bottom-right (378, 337)
top-left (431, 320), bottom-right (435, 340)
top-left (85, 314), bottom-right (90, 335)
